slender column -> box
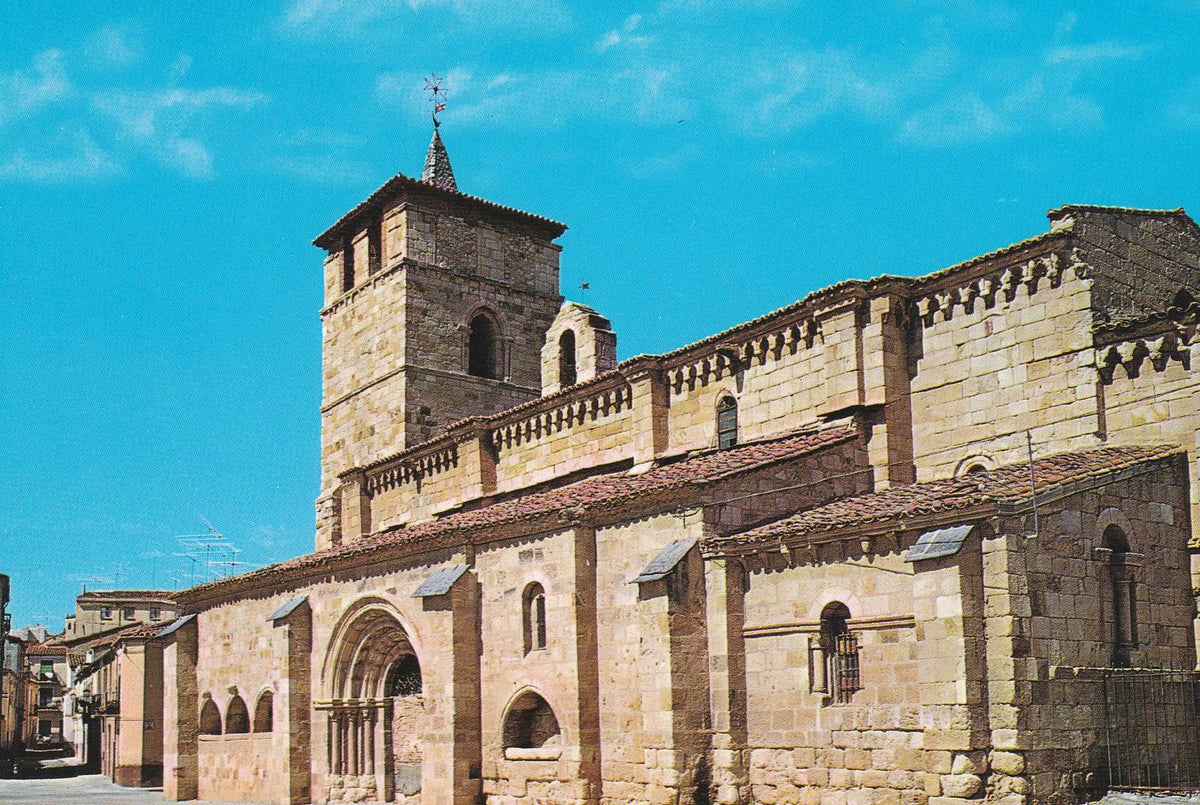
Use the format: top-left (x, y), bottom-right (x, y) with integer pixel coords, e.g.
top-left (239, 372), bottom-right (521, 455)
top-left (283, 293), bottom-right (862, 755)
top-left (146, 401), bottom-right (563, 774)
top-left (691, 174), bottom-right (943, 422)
top-left (350, 712), bottom-right (360, 775)
top-left (326, 713), bottom-right (334, 774)
top-left (328, 715), bottom-right (343, 777)
top-left (365, 709), bottom-right (376, 775)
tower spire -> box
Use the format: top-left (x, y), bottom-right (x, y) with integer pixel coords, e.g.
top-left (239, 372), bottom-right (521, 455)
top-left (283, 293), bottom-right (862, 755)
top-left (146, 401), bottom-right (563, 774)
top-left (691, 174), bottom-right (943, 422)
top-left (421, 74), bottom-right (457, 191)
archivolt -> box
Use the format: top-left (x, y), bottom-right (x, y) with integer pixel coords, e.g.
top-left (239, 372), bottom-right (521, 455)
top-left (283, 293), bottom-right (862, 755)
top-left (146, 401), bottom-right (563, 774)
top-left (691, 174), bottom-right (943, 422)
top-left (322, 596), bottom-right (422, 700)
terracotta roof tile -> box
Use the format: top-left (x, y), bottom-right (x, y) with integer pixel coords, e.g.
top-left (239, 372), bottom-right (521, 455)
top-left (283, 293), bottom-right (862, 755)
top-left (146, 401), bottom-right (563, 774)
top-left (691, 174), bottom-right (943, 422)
top-left (707, 445), bottom-right (1181, 555)
top-left (77, 589), bottom-right (176, 602)
top-left (24, 644), bottom-right (67, 656)
top-left (183, 425), bottom-right (860, 602)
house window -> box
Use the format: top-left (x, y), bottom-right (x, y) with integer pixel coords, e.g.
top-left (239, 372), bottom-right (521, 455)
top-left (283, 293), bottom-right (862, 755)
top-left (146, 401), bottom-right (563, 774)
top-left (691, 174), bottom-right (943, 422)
top-left (38, 719), bottom-right (51, 737)
top-left (1104, 525), bottom-right (1137, 666)
top-left (558, 330), bottom-right (577, 387)
top-left (39, 687), bottom-right (53, 707)
top-left (468, 311), bottom-right (501, 379)
top-left (199, 699), bottom-right (222, 735)
top-left (39, 660), bottom-right (53, 678)
top-left (813, 602), bottom-right (860, 704)
top-left (122, 607), bottom-right (134, 620)
top-left (502, 691), bottom-right (561, 750)
top-left (225, 694), bottom-right (249, 734)
top-left (716, 396), bottom-right (738, 449)
top-left (253, 691), bottom-right (273, 733)
top-left (149, 608), bottom-right (160, 621)
top-left (100, 607), bottom-right (112, 620)
top-left (523, 583), bottom-right (547, 654)
top-left (385, 654), bottom-right (422, 697)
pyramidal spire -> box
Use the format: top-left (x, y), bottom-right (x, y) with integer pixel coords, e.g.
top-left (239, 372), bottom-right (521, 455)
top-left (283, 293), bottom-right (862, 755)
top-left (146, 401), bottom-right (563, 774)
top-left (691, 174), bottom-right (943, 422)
top-left (421, 128), bottom-right (457, 191)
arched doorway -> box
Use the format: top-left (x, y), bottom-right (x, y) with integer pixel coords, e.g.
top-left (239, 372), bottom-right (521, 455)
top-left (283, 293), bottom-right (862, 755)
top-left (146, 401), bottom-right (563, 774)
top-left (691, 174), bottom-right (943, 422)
top-left (325, 604), bottom-right (426, 803)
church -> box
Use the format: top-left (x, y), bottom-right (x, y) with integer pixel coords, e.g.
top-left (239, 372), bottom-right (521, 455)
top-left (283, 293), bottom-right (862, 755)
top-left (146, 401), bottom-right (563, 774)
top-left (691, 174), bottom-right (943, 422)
top-left (155, 124), bottom-right (1200, 805)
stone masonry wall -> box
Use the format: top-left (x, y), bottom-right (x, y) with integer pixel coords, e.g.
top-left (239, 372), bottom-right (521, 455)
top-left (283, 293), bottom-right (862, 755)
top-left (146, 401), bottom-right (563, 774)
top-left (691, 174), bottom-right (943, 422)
top-left (1062, 209), bottom-right (1200, 317)
top-left (738, 542), bottom-right (965, 805)
top-left (476, 528), bottom-right (591, 804)
top-left (909, 251), bottom-right (1100, 481)
top-left (981, 461), bottom-right (1196, 804)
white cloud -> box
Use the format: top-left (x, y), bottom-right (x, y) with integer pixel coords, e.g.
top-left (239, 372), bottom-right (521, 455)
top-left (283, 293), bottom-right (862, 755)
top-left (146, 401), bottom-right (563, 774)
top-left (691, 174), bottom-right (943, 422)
top-left (84, 26), bottom-right (141, 66)
top-left (0, 128), bottom-right (120, 182)
top-left (899, 71), bottom-right (1103, 145)
top-left (91, 87), bottom-right (268, 177)
top-left (0, 50), bottom-right (71, 125)
top-left (169, 54), bottom-right (194, 81)
top-left (1046, 42), bottom-right (1147, 65)
top-left (720, 49), bottom-right (897, 134)
top-left (596, 14), bottom-right (653, 53)
top-left (1167, 76), bottom-right (1200, 128)
top-left (377, 64), bottom-right (692, 128)
top-left (280, 0), bottom-right (571, 36)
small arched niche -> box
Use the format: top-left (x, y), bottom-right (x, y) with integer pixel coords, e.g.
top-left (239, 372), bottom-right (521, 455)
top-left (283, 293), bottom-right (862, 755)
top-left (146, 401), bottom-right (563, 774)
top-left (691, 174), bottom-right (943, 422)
top-left (199, 698), bottom-right (222, 736)
top-left (225, 693), bottom-right (250, 734)
top-left (253, 691), bottom-right (273, 733)
top-left (502, 691), bottom-right (562, 758)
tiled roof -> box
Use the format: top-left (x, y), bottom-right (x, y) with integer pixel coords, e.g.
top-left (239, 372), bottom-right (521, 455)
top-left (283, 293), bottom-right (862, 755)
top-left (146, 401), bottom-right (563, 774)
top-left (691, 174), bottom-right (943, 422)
top-left (24, 644), bottom-right (67, 656)
top-left (313, 170), bottom-right (566, 249)
top-left (78, 590), bottom-right (176, 602)
top-left (706, 445), bottom-right (1181, 555)
top-left (1048, 204), bottom-right (1191, 219)
top-left (182, 425), bottom-right (860, 602)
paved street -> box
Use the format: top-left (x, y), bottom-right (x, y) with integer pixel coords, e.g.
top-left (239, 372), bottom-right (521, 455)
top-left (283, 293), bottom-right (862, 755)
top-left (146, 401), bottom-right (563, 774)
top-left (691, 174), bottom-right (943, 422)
top-left (0, 774), bottom-right (268, 805)
top-left (0, 773), bottom-right (1197, 805)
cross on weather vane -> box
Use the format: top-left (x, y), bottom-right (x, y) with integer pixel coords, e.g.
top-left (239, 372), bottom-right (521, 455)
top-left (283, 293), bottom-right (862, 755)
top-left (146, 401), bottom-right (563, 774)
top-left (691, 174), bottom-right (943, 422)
top-left (425, 74), bottom-right (448, 129)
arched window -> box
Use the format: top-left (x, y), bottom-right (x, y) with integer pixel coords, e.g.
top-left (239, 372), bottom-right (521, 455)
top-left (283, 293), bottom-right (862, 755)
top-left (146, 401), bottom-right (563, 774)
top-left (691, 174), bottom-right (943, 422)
top-left (716, 396), bottom-right (738, 450)
top-left (385, 654), bottom-right (422, 697)
top-left (1103, 525), bottom-right (1137, 666)
top-left (502, 691), bottom-right (561, 750)
top-left (523, 583), bottom-right (547, 654)
top-left (813, 602), bottom-right (860, 703)
top-left (225, 694), bottom-right (249, 734)
top-left (558, 330), bottom-right (577, 387)
top-left (468, 311), bottom-right (500, 379)
top-left (253, 691), bottom-right (273, 733)
top-left (199, 698), bottom-right (222, 735)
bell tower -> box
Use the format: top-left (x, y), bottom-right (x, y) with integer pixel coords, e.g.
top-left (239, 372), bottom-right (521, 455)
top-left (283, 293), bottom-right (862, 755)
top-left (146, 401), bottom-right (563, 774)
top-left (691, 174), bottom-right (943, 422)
top-left (312, 117), bottom-right (565, 549)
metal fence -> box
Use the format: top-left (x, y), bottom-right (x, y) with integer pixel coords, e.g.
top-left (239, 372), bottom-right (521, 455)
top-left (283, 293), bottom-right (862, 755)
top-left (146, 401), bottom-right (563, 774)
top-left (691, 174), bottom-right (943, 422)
top-left (1101, 668), bottom-right (1200, 791)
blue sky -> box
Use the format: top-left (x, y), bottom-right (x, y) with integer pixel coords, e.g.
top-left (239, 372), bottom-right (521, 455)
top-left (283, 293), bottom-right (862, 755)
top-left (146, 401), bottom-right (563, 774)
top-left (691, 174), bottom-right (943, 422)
top-left (1, 1), bottom-right (1197, 629)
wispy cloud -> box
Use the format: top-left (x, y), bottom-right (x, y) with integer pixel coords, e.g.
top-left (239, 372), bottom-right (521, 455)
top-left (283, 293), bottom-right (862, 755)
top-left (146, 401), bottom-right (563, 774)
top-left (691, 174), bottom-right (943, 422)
top-left (0, 50), bottom-right (72, 125)
top-left (0, 35), bottom-right (268, 183)
top-left (84, 26), bottom-right (141, 67)
top-left (378, 64), bottom-right (692, 128)
top-left (0, 127), bottom-right (121, 182)
top-left (1167, 76), bottom-right (1200, 128)
top-left (1046, 41), bottom-right (1147, 65)
top-left (280, 0), bottom-right (571, 36)
top-left (91, 87), bottom-right (268, 178)
top-left (596, 14), bottom-right (653, 53)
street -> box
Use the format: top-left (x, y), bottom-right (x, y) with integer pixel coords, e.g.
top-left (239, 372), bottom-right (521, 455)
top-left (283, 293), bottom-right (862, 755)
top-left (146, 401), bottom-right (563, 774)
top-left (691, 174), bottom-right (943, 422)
top-left (0, 774), bottom-right (268, 805)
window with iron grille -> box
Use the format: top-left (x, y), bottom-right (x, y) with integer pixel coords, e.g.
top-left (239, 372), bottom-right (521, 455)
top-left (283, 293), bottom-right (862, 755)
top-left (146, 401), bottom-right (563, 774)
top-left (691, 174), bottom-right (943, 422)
top-left (716, 396), bottom-right (738, 450)
top-left (831, 632), bottom-right (861, 704)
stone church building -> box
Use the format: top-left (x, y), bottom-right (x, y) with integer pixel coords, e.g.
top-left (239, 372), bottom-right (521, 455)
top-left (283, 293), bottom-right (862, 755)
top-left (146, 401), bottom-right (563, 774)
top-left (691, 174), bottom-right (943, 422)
top-left (159, 130), bottom-right (1200, 805)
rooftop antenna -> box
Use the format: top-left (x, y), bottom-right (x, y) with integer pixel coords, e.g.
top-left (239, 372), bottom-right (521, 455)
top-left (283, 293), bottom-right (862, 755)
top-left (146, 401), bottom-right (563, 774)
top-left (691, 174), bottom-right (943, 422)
top-left (174, 516), bottom-right (241, 585)
top-left (425, 73), bottom-right (448, 129)
top-left (74, 575), bottom-right (115, 594)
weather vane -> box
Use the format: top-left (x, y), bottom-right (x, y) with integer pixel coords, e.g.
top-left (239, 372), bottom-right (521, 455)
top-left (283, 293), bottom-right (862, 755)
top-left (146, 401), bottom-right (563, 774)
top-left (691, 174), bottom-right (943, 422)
top-left (425, 74), bottom-right (448, 129)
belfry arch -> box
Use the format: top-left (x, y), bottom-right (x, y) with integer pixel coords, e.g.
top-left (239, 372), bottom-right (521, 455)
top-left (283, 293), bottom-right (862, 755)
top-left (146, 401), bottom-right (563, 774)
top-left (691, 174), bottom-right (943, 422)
top-left (322, 600), bottom-right (427, 803)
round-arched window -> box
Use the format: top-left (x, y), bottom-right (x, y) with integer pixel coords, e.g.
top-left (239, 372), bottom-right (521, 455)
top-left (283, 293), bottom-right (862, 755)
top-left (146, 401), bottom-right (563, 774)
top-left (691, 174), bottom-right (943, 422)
top-left (469, 312), bottom-right (500, 379)
top-left (502, 691), bottom-right (561, 750)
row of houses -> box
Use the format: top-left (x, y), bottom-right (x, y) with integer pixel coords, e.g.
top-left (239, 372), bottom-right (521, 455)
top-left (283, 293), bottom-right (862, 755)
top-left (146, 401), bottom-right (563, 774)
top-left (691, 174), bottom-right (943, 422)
top-left (0, 587), bottom-right (178, 782)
